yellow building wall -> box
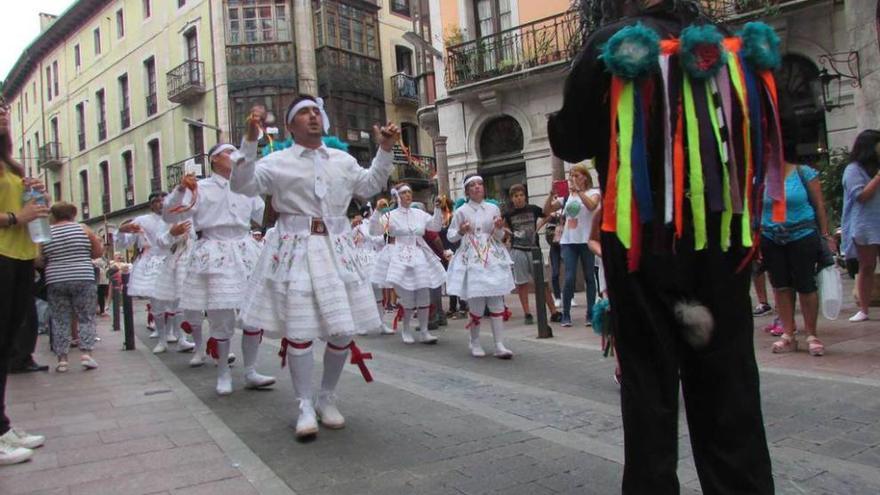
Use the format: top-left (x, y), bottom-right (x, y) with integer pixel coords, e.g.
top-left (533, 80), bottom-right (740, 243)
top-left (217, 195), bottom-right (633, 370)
top-left (518, 0), bottom-right (571, 23)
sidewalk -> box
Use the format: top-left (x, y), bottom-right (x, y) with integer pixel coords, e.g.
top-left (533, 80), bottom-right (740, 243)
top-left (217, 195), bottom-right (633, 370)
top-left (1, 315), bottom-right (293, 495)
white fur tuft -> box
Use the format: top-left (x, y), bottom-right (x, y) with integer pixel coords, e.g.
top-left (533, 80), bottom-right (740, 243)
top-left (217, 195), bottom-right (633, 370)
top-left (674, 301), bottom-right (714, 349)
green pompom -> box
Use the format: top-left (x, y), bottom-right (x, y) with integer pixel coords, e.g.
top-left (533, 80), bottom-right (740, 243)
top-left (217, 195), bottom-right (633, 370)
top-left (680, 24), bottom-right (727, 80)
top-left (601, 23), bottom-right (661, 80)
top-left (739, 22), bottom-right (781, 71)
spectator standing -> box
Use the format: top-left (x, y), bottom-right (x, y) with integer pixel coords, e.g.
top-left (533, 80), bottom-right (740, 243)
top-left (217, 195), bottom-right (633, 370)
top-left (841, 130), bottom-right (880, 322)
top-left (0, 95), bottom-right (48, 465)
top-left (40, 202), bottom-right (104, 372)
top-left (93, 256), bottom-right (110, 316)
top-left (540, 210), bottom-right (563, 307)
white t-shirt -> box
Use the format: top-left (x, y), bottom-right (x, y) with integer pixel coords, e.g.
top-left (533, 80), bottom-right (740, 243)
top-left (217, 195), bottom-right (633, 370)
top-left (557, 189), bottom-right (601, 245)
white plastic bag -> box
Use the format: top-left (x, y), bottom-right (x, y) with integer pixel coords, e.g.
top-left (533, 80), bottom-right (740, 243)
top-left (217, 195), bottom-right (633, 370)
top-left (817, 265), bottom-right (842, 320)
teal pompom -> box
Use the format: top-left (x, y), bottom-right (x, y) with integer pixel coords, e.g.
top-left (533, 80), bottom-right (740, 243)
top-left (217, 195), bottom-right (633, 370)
top-left (591, 297), bottom-right (611, 335)
top-left (680, 24), bottom-right (727, 80)
top-left (739, 22), bottom-right (781, 71)
top-left (453, 198), bottom-right (467, 210)
top-left (564, 200), bottom-right (581, 218)
top-left (601, 23), bottom-right (661, 80)
top-left (322, 135), bottom-right (350, 151)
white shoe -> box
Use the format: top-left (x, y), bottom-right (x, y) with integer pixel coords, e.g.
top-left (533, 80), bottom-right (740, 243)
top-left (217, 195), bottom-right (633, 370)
top-left (166, 335), bottom-right (179, 344)
top-left (494, 343), bottom-right (514, 360)
top-left (571, 299), bottom-right (578, 307)
top-left (176, 339), bottom-right (195, 353)
top-left (152, 343), bottom-right (167, 354)
top-left (850, 311), bottom-right (870, 322)
top-left (80, 356), bottom-right (99, 370)
top-left (4, 428), bottom-right (45, 449)
top-left (244, 370), bottom-right (276, 389)
top-left (189, 353), bottom-right (206, 367)
top-left (400, 329), bottom-right (415, 344)
top-left (0, 432), bottom-right (33, 465)
top-left (148, 330), bottom-right (158, 339)
top-left (315, 392), bottom-right (345, 429)
top-left (554, 298), bottom-right (562, 308)
top-left (294, 400), bottom-right (319, 439)
top-left (381, 324), bottom-right (396, 335)
top-left (469, 339), bottom-right (486, 358)
top-left (416, 330), bottom-right (438, 345)
top-left (216, 369), bottom-right (233, 396)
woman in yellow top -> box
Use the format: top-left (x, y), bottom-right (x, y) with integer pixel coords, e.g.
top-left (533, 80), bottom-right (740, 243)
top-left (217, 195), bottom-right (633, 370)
top-left (0, 98), bottom-right (50, 465)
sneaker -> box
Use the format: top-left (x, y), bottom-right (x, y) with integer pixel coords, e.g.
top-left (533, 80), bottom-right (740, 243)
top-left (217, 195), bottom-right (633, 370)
top-left (244, 370), bottom-right (276, 389)
top-left (294, 400), bottom-right (319, 440)
top-left (571, 299), bottom-right (578, 307)
top-left (753, 303), bottom-right (773, 316)
top-left (6, 428), bottom-right (45, 449)
top-left (166, 335), bottom-right (179, 344)
top-left (849, 310), bottom-right (869, 322)
top-left (148, 330), bottom-right (159, 339)
top-left (554, 298), bottom-right (562, 308)
top-left (380, 324), bottom-right (395, 335)
top-left (0, 432), bottom-right (33, 465)
top-left (176, 339), bottom-right (195, 353)
top-left (561, 316), bottom-right (572, 327)
top-left (524, 314), bottom-right (534, 325)
top-left (216, 369), bottom-right (233, 396)
top-left (80, 356), bottom-right (99, 370)
top-left (416, 329), bottom-right (439, 345)
top-left (493, 343), bottom-right (513, 360)
top-left (469, 339), bottom-right (486, 358)
top-left (315, 392), bottom-right (345, 429)
top-left (550, 312), bottom-right (562, 323)
top-left (189, 353), bottom-right (206, 367)
top-left (152, 343), bottom-right (167, 354)
top-left (400, 329), bottom-right (415, 345)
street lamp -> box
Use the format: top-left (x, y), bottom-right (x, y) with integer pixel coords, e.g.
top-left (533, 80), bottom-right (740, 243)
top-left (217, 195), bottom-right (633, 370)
top-left (817, 51), bottom-right (861, 112)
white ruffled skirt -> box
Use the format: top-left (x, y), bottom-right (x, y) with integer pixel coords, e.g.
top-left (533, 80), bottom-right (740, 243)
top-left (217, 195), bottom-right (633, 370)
top-left (239, 216), bottom-right (382, 341)
top-left (371, 237), bottom-right (446, 291)
top-left (176, 237), bottom-right (262, 311)
top-left (151, 241), bottom-right (193, 304)
top-left (127, 252), bottom-right (168, 298)
top-left (446, 234), bottom-right (515, 299)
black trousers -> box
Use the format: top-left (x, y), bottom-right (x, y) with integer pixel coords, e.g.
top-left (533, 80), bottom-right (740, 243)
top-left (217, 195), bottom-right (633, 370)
top-left (97, 284), bottom-right (108, 314)
top-left (602, 214), bottom-right (774, 495)
top-left (0, 255), bottom-right (35, 435)
top-left (9, 298), bottom-right (38, 368)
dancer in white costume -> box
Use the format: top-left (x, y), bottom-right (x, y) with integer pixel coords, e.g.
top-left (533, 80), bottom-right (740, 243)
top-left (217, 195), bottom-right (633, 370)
top-left (351, 209), bottom-right (395, 335)
top-left (116, 193), bottom-right (192, 353)
top-left (163, 141), bottom-right (275, 395)
top-left (230, 96), bottom-right (399, 440)
top-left (151, 221), bottom-right (197, 354)
top-left (446, 175), bottom-right (516, 359)
top-left (370, 184), bottom-right (446, 344)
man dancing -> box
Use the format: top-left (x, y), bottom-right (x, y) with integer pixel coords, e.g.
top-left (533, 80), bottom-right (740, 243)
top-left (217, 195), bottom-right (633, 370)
top-left (163, 138), bottom-right (275, 396)
top-left (230, 96), bottom-right (398, 440)
top-left (550, 0), bottom-right (779, 492)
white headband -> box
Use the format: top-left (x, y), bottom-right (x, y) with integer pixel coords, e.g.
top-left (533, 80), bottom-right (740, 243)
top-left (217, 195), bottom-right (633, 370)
top-left (463, 175), bottom-right (483, 188)
top-left (396, 185), bottom-right (412, 194)
top-left (210, 144), bottom-right (237, 160)
top-left (286, 97), bottom-right (330, 133)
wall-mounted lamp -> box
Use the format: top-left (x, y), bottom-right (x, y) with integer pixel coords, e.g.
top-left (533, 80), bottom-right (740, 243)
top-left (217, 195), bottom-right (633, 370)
top-left (817, 51), bottom-right (861, 112)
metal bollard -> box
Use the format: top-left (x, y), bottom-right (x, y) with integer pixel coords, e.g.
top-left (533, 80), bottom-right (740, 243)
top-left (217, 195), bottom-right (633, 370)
top-left (531, 248), bottom-right (553, 339)
top-left (111, 277), bottom-right (121, 332)
top-left (121, 273), bottom-right (136, 350)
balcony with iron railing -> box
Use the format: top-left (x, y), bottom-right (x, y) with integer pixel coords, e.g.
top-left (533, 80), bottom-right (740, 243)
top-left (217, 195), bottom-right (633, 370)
top-left (702, 0), bottom-right (786, 20)
top-left (81, 201), bottom-right (90, 220)
top-left (101, 194), bottom-right (111, 214)
top-left (38, 142), bottom-right (63, 171)
top-left (166, 154), bottom-right (208, 189)
top-left (167, 59), bottom-right (206, 104)
top-left (97, 120), bottom-right (107, 141)
top-left (393, 147), bottom-right (435, 186)
top-left (391, 73), bottom-right (419, 107)
top-left (124, 184), bottom-right (135, 207)
top-left (446, 10), bottom-right (580, 90)
top-left (120, 108), bottom-right (131, 130)
top-left (146, 93), bottom-right (157, 116)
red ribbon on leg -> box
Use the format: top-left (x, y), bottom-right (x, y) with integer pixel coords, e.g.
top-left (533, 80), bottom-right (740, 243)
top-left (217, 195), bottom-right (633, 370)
top-left (244, 329), bottom-right (264, 343)
top-left (180, 321), bottom-right (193, 335)
top-left (328, 341), bottom-right (374, 383)
top-left (206, 338), bottom-right (219, 359)
top-left (392, 306), bottom-right (404, 330)
top-left (278, 338), bottom-right (312, 368)
top-left (465, 313), bottom-right (482, 330)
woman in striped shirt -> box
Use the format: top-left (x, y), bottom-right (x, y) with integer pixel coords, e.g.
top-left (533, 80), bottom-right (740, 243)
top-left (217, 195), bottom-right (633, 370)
top-left (39, 202), bottom-right (103, 372)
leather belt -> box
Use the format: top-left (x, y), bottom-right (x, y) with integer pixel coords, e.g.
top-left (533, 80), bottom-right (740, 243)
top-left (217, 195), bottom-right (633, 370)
top-left (310, 218), bottom-right (328, 236)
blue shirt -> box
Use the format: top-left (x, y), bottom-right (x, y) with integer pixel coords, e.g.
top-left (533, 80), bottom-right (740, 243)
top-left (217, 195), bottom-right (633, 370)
top-left (841, 162), bottom-right (880, 257)
top-left (761, 165), bottom-right (818, 243)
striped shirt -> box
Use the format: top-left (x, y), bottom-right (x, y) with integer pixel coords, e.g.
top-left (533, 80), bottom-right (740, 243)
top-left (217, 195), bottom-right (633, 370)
top-left (42, 223), bottom-right (95, 285)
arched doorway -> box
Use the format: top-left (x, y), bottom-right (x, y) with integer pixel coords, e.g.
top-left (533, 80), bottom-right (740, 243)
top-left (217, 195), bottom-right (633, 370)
top-left (775, 54), bottom-right (828, 163)
top-left (478, 115), bottom-right (526, 207)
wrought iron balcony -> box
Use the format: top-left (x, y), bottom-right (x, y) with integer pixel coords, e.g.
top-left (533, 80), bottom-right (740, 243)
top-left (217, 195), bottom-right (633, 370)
top-left (101, 194), bottom-right (111, 214)
top-left (97, 120), bottom-right (107, 141)
top-left (167, 59), bottom-right (206, 104)
top-left (81, 201), bottom-right (90, 220)
top-left (166, 154), bottom-right (208, 189)
top-left (146, 93), bottom-right (157, 116)
top-left (38, 142), bottom-right (63, 171)
top-left (393, 148), bottom-right (435, 185)
top-left (120, 108), bottom-right (131, 130)
top-left (446, 10), bottom-right (580, 90)
top-left (702, 0), bottom-right (784, 20)
top-left (124, 184), bottom-right (134, 207)
top-left (391, 73), bottom-right (419, 107)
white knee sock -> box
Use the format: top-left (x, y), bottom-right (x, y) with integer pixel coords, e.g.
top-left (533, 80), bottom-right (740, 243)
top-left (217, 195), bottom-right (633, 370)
top-left (242, 330), bottom-right (262, 372)
top-left (321, 339), bottom-right (351, 393)
top-left (183, 311), bottom-right (204, 357)
top-left (287, 345), bottom-right (315, 403)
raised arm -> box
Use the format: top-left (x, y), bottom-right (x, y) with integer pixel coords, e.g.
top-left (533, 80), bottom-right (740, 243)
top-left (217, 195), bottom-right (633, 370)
top-left (250, 196), bottom-right (266, 227)
top-left (162, 184), bottom-right (196, 224)
top-left (425, 207), bottom-right (443, 232)
top-left (351, 123), bottom-right (400, 198)
top-left (369, 211), bottom-right (388, 237)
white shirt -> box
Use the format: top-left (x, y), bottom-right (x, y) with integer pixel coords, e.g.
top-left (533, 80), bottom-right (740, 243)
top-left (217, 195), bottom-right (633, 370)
top-left (371, 206), bottom-right (442, 239)
top-left (447, 200), bottom-right (505, 244)
top-left (230, 140), bottom-right (393, 223)
top-left (115, 212), bottom-right (172, 256)
top-left (163, 173), bottom-right (265, 241)
top-left (557, 189), bottom-right (601, 245)
top-left (353, 221), bottom-right (384, 252)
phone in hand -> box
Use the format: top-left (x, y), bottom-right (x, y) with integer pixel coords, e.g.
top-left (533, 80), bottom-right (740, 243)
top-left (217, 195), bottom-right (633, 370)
top-left (553, 180), bottom-right (569, 199)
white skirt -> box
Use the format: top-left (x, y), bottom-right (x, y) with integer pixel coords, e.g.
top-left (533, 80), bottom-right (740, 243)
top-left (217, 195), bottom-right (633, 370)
top-left (127, 252), bottom-right (168, 298)
top-left (239, 219), bottom-right (382, 341)
top-left (446, 235), bottom-right (515, 299)
top-left (176, 237), bottom-right (262, 311)
top-left (151, 242), bottom-right (193, 304)
top-left (371, 238), bottom-right (446, 291)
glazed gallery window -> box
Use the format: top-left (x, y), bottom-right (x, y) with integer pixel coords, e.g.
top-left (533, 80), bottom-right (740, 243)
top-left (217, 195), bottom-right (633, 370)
top-left (314, 1), bottom-right (378, 58)
top-left (226, 0), bottom-right (291, 44)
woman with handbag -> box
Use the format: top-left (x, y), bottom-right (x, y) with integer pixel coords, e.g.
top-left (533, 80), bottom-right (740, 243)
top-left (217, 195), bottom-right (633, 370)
top-left (760, 154), bottom-right (836, 356)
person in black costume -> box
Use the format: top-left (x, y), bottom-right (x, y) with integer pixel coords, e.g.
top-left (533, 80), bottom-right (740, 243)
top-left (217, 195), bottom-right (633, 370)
top-left (549, 1), bottom-right (775, 493)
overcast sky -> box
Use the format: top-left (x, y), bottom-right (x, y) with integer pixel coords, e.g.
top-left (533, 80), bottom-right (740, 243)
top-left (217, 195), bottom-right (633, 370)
top-left (0, 0), bottom-right (77, 82)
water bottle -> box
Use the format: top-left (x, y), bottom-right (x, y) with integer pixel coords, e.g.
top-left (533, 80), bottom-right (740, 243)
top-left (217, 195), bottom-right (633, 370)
top-left (22, 188), bottom-right (52, 243)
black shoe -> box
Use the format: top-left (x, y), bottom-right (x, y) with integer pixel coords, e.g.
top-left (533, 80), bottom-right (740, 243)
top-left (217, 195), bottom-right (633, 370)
top-left (524, 314), bottom-right (534, 325)
top-left (428, 322), bottom-right (439, 330)
top-left (10, 361), bottom-right (50, 373)
top-left (550, 312), bottom-right (563, 323)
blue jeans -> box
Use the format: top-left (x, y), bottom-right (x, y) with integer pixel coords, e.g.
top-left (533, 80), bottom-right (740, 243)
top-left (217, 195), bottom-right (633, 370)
top-left (549, 243), bottom-right (562, 299)
top-left (562, 243), bottom-right (596, 321)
